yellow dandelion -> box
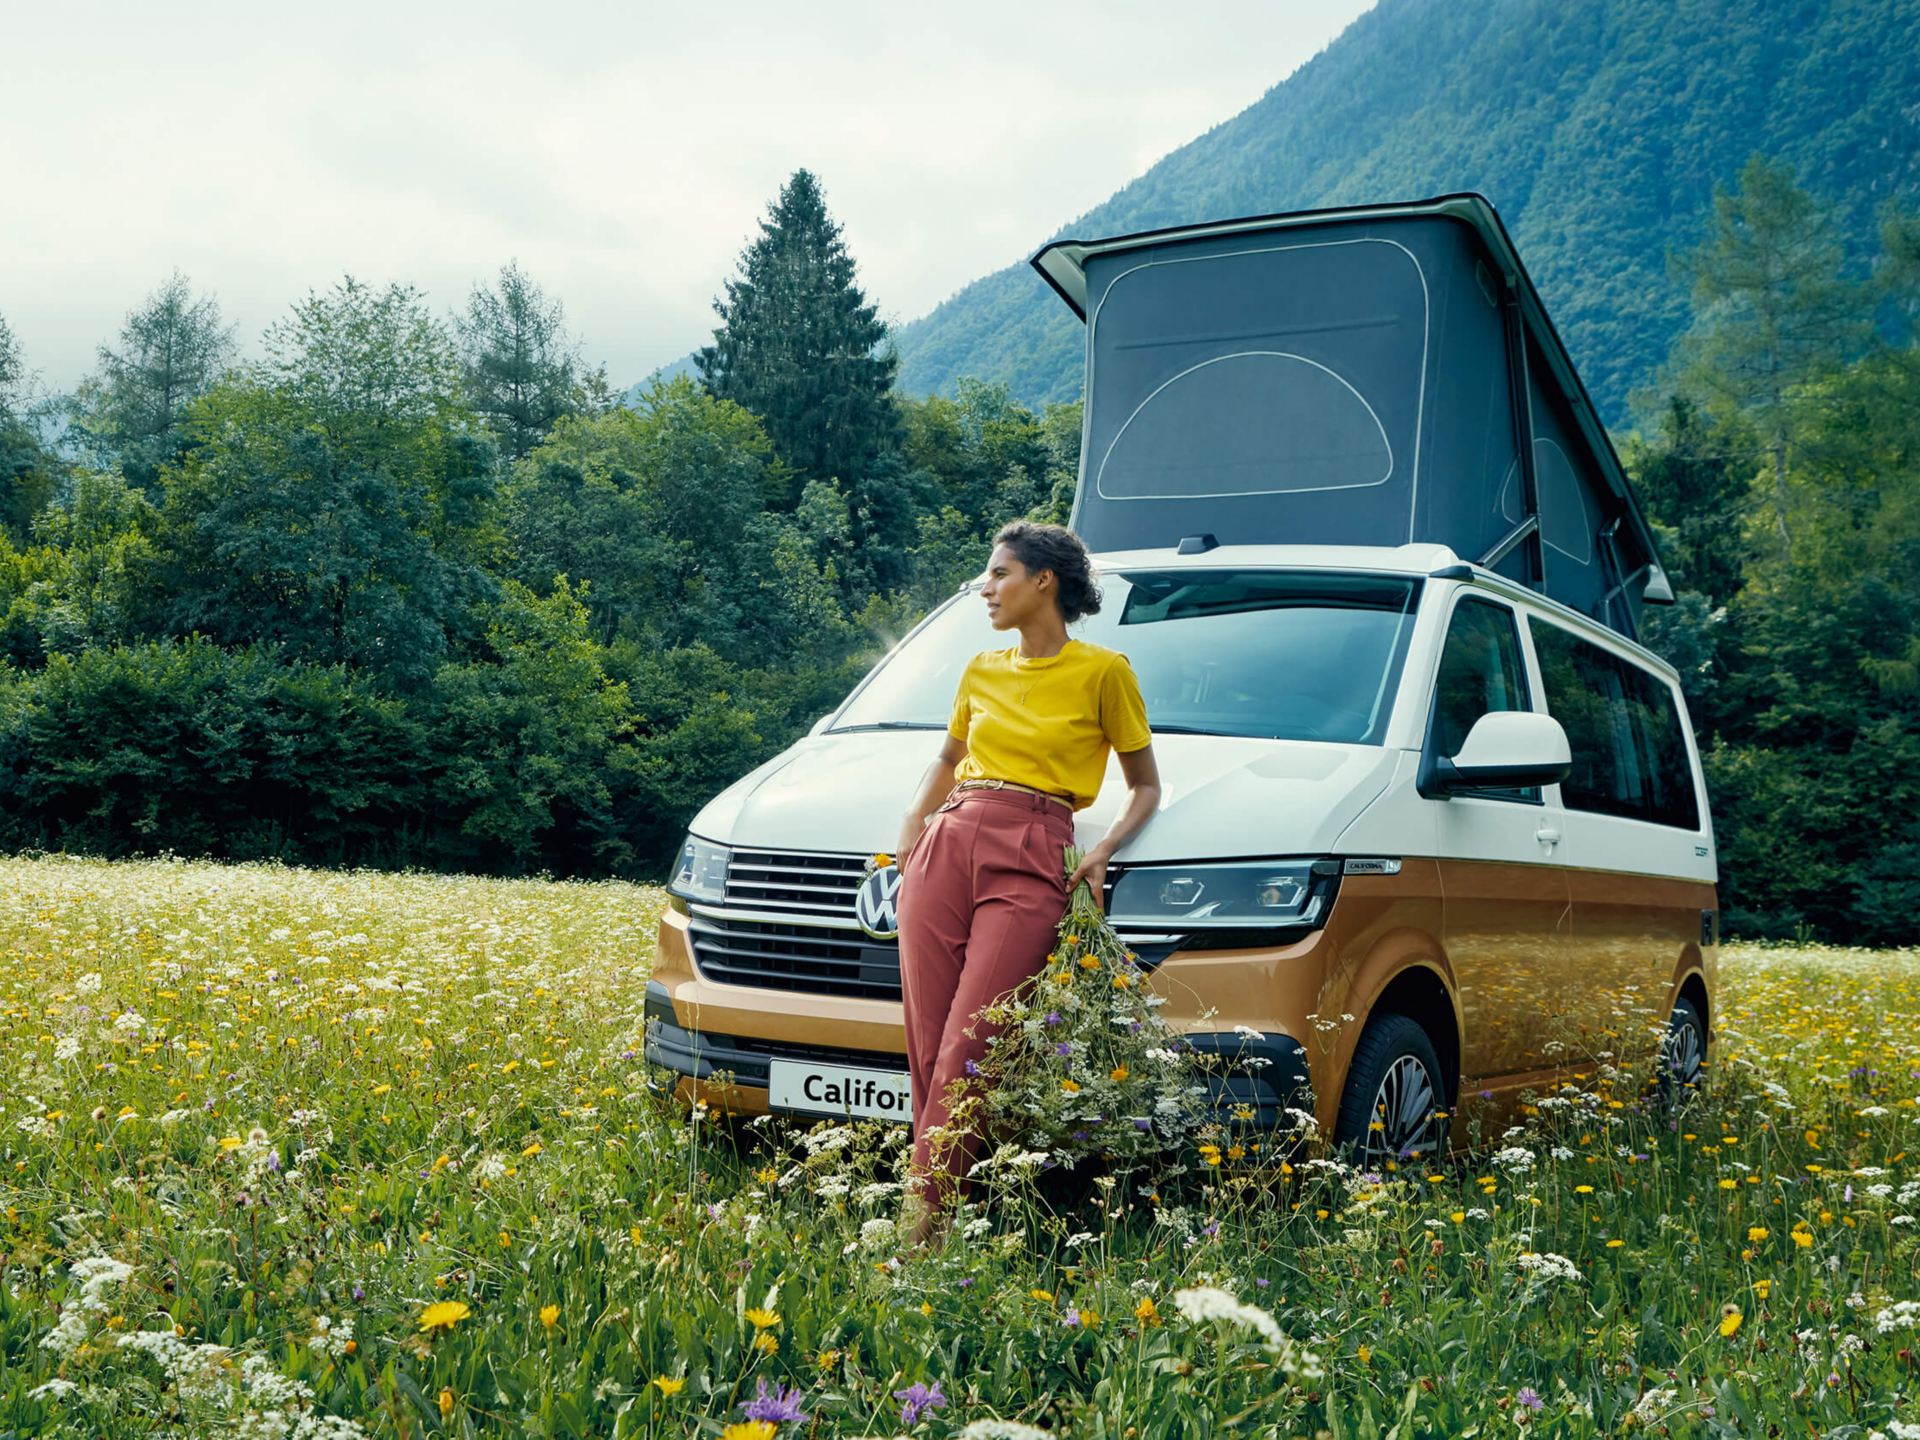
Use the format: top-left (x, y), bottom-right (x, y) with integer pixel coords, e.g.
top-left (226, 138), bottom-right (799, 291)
top-left (437, 1388), bottom-right (455, 1417)
top-left (752, 1331), bottom-right (778, 1356)
top-left (1719, 1307), bottom-right (1743, 1338)
top-left (1606, 1239), bottom-right (1626, 1248)
top-left (520, 1140), bottom-right (542, 1157)
top-left (1718, 1178), bottom-right (1738, 1190)
top-left (1078, 954), bottom-right (1100, 970)
top-left (722, 1424), bottom-right (777, 1440)
top-left (1450, 1210), bottom-right (1466, 1224)
top-left (1030, 1288), bottom-right (1054, 1303)
top-left (815, 1348), bottom-right (841, 1370)
top-left (744, 1307), bottom-right (780, 1330)
top-left (1112, 974), bottom-right (1132, 989)
top-left (1791, 1229), bottom-right (1813, 1249)
top-left (1135, 1296), bottom-right (1161, 1326)
top-left (1753, 1279), bottom-right (1772, 1300)
top-left (1061, 1078), bottom-right (1080, 1094)
top-left (417, 1300), bottom-right (471, 1334)
top-left (1747, 1226), bottom-right (1769, 1243)
top-left (871, 853), bottom-right (894, 868)
top-left (1574, 1185), bottom-right (1594, 1194)
top-left (755, 1165), bottom-right (779, 1185)
top-left (539, 1304), bottom-right (559, 1329)
top-left (1110, 1065), bottom-right (1129, 1082)
top-left (651, 1375), bottom-right (685, 1397)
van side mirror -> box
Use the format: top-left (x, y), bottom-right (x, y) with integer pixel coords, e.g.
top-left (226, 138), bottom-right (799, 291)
top-left (1416, 711), bottom-right (1571, 798)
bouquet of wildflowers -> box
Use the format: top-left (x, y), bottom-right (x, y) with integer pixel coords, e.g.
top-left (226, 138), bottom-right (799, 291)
top-left (957, 843), bottom-right (1206, 1175)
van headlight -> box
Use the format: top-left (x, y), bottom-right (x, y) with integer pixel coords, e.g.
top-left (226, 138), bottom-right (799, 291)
top-left (669, 834), bottom-right (730, 904)
top-left (1107, 858), bottom-right (1340, 930)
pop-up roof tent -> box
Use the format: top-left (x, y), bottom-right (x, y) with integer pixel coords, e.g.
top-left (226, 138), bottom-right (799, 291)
top-left (1030, 193), bottom-right (1674, 640)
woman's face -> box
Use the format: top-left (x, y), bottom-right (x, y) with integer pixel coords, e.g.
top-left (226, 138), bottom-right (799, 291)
top-left (981, 543), bottom-right (1056, 630)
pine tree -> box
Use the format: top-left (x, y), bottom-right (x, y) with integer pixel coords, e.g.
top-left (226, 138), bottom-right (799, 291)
top-left (455, 261), bottom-right (597, 461)
top-left (695, 170), bottom-right (898, 507)
top-left (1669, 154), bottom-right (1875, 554)
top-left (75, 272), bottom-right (235, 491)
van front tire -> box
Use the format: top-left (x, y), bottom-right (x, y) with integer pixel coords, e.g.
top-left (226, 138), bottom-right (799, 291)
top-left (1334, 1013), bottom-right (1451, 1167)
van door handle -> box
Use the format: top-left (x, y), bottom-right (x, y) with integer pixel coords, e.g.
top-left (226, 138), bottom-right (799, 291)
top-left (1535, 825), bottom-right (1562, 847)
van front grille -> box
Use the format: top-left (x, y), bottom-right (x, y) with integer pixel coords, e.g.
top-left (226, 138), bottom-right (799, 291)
top-left (688, 914), bottom-right (901, 1001)
top-left (724, 848), bottom-right (870, 920)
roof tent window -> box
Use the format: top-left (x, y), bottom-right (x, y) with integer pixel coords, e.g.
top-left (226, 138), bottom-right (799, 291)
top-left (1085, 236), bottom-right (1426, 511)
top-left (1498, 439), bottom-right (1597, 566)
top-left (1096, 353), bottom-right (1392, 499)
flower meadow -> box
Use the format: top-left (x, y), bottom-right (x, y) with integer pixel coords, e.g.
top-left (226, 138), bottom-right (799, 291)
top-left (1, 854), bottom-right (1917, 1438)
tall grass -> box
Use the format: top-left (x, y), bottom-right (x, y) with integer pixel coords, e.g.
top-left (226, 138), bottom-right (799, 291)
top-left (1, 855), bottom-right (1915, 1436)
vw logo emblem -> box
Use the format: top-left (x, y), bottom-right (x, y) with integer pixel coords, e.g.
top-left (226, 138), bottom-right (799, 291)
top-left (854, 864), bottom-right (902, 940)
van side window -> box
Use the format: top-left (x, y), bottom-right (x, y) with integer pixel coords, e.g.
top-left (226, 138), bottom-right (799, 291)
top-left (1529, 620), bottom-right (1701, 830)
top-left (1430, 596), bottom-right (1539, 803)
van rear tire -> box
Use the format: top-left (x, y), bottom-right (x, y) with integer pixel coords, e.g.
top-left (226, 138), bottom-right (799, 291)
top-left (1334, 1013), bottom-right (1451, 1166)
top-left (1655, 995), bottom-right (1707, 1112)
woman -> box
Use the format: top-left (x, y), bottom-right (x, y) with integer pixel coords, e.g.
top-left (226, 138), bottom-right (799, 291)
top-left (892, 519), bottom-right (1162, 1251)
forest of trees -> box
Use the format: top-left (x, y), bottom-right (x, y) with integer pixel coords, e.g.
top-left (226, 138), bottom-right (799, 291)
top-left (2, 160), bottom-right (1916, 941)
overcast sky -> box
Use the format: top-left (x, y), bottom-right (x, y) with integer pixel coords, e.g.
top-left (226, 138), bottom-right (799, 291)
top-left (2, 1), bottom-right (1375, 392)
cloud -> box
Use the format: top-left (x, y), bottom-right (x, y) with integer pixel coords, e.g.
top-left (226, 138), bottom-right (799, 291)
top-left (0, 0), bottom-right (1374, 389)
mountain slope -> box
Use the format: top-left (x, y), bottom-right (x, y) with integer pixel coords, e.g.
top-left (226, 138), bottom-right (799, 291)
top-left (893, 0), bottom-right (1920, 420)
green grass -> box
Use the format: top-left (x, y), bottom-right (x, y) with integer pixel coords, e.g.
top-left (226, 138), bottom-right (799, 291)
top-left (1, 854), bottom-right (1916, 1437)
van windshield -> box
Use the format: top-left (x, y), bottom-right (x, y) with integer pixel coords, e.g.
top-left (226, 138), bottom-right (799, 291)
top-left (831, 569), bottom-right (1423, 745)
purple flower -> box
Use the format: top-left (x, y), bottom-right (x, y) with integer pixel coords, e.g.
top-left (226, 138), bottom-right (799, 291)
top-left (1071, 1129), bottom-right (1089, 1141)
top-left (352, 1286), bottom-right (364, 1302)
top-left (957, 1276), bottom-right (974, 1288)
top-left (894, 1379), bottom-right (946, 1426)
top-left (1044, 1011), bottom-right (1063, 1027)
top-left (742, 1378), bottom-right (809, 1423)
top-left (266, 1152), bottom-right (280, 1172)
top-left (1515, 1387), bottom-right (1543, 1412)
top-left (1254, 1277), bottom-right (1270, 1288)
top-left (1054, 1041), bottom-right (1074, 1057)
top-left (706, 1202), bottom-right (723, 1221)
top-left (1479, 1089), bottom-right (1493, 1100)
top-left (1203, 1218), bottom-right (1220, 1238)
top-left (1062, 1307), bottom-right (1082, 1327)
top-left (1133, 1118), bottom-right (1153, 1131)
top-left (1844, 1183), bottom-right (1853, 1202)
top-left (964, 1058), bottom-right (981, 1077)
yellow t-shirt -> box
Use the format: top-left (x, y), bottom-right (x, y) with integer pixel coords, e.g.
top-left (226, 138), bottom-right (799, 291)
top-left (947, 639), bottom-right (1152, 811)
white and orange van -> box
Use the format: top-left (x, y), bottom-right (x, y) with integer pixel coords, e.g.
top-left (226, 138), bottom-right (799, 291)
top-left (644, 195), bottom-right (1717, 1163)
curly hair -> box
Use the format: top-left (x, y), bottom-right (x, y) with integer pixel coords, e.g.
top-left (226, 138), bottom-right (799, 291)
top-left (991, 520), bottom-right (1103, 624)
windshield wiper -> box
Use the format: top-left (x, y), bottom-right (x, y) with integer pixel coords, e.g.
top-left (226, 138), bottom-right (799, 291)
top-left (831, 721), bottom-right (944, 731)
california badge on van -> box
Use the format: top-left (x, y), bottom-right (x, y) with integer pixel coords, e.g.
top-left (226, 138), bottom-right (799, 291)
top-left (644, 194), bottom-right (1718, 1165)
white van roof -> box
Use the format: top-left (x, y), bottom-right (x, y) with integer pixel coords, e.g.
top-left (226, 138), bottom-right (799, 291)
top-left (1080, 541), bottom-right (1684, 683)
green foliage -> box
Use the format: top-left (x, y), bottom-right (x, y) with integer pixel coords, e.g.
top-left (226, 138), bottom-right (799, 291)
top-left (892, 0), bottom-right (1920, 421)
top-left (1629, 160), bottom-right (1920, 941)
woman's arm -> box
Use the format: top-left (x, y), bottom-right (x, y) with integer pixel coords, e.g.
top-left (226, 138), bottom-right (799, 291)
top-left (1064, 743), bottom-right (1161, 908)
top-left (896, 733), bottom-right (967, 864)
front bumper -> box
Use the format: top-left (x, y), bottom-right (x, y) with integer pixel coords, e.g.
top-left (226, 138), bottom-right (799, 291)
top-left (642, 979), bottom-right (1311, 1128)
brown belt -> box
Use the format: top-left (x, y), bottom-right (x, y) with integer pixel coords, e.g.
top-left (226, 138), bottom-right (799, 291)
top-left (951, 777), bottom-right (1074, 812)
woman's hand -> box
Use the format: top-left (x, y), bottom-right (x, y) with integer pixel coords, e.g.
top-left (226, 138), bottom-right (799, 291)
top-left (896, 813), bottom-right (929, 869)
top-left (1064, 843), bottom-right (1113, 908)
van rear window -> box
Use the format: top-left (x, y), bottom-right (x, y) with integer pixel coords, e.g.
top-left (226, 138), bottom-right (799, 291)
top-left (1529, 620), bottom-right (1700, 830)
top-left (833, 570), bottom-right (1423, 746)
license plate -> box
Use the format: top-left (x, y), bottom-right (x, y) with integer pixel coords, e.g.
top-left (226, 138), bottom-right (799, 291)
top-left (767, 1058), bottom-right (913, 1123)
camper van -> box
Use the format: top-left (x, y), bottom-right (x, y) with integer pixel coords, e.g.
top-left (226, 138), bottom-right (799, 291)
top-left (644, 194), bottom-right (1717, 1163)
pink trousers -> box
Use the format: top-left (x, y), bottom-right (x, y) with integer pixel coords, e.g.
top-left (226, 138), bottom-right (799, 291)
top-left (896, 785), bottom-right (1074, 1209)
